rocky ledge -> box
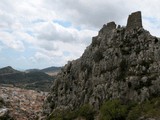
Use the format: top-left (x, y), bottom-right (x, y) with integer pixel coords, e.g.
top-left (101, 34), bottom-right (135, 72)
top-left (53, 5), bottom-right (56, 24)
top-left (44, 11), bottom-right (160, 119)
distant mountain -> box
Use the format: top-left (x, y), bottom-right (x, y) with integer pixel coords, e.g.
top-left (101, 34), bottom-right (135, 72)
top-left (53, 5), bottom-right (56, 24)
top-left (0, 66), bottom-right (20, 75)
top-left (41, 66), bottom-right (61, 76)
top-left (26, 66), bottom-right (62, 76)
top-left (25, 69), bottom-right (40, 73)
top-left (41, 66), bottom-right (61, 73)
top-left (0, 66), bottom-right (55, 92)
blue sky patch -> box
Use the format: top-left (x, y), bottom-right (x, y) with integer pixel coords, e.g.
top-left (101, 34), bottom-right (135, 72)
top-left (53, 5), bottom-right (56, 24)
top-left (53, 20), bottom-right (72, 28)
top-left (143, 17), bottom-right (160, 29)
top-left (26, 31), bottom-right (34, 36)
top-left (63, 51), bottom-right (70, 56)
top-left (75, 26), bottom-right (82, 31)
top-left (144, 17), bottom-right (159, 24)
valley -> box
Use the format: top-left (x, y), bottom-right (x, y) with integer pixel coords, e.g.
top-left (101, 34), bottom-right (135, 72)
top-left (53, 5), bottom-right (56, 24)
top-left (0, 66), bottom-right (60, 119)
top-left (0, 66), bottom-right (61, 92)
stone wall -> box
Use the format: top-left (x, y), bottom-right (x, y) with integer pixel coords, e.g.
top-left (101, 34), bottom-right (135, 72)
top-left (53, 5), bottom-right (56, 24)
top-left (126, 11), bottom-right (142, 31)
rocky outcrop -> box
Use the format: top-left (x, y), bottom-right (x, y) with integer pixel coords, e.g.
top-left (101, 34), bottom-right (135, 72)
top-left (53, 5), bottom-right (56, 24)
top-left (44, 11), bottom-right (160, 116)
top-left (0, 97), bottom-right (13, 120)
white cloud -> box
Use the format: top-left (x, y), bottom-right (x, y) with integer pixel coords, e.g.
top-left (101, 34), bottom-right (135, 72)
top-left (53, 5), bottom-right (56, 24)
top-left (43, 0), bottom-right (160, 33)
top-left (35, 21), bottom-right (97, 44)
top-left (0, 32), bottom-right (25, 51)
top-left (0, 0), bottom-right (160, 69)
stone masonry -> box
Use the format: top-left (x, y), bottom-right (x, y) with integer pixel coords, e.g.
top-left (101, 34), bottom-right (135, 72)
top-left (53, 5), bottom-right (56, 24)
top-left (126, 11), bottom-right (142, 31)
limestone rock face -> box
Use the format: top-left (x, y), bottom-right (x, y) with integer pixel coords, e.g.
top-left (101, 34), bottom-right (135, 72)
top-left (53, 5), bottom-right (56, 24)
top-left (44, 11), bottom-right (160, 114)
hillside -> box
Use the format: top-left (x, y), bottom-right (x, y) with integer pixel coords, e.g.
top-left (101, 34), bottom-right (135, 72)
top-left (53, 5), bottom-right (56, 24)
top-left (25, 68), bottom-right (40, 72)
top-left (0, 67), bottom-right (55, 92)
top-left (41, 66), bottom-right (61, 76)
top-left (43, 11), bottom-right (160, 120)
top-left (41, 66), bottom-right (61, 73)
top-left (26, 66), bottom-right (61, 76)
top-left (0, 66), bottom-right (19, 75)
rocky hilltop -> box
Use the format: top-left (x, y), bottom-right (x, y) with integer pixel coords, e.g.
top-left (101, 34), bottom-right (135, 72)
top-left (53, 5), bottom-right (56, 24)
top-left (44, 11), bottom-right (160, 119)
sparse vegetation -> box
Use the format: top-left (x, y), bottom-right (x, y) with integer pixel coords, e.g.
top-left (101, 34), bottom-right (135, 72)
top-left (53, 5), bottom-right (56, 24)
top-left (47, 109), bottom-right (78, 120)
top-left (127, 97), bottom-right (160, 119)
top-left (100, 99), bottom-right (128, 120)
top-left (78, 104), bottom-right (95, 120)
top-left (48, 110), bottom-right (75, 120)
top-left (47, 98), bottom-right (160, 120)
top-left (93, 49), bottom-right (104, 62)
top-left (47, 104), bottom-right (94, 120)
top-left (99, 98), bottom-right (160, 120)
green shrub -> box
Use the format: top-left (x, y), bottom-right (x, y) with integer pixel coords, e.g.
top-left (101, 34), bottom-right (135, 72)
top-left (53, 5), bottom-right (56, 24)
top-left (100, 99), bottom-right (128, 120)
top-left (47, 104), bottom-right (94, 120)
top-left (127, 97), bottom-right (160, 119)
top-left (47, 97), bottom-right (160, 120)
top-left (64, 111), bottom-right (78, 120)
top-left (47, 109), bottom-right (63, 120)
top-left (93, 49), bottom-right (104, 62)
top-left (47, 109), bottom-right (78, 120)
top-left (78, 104), bottom-right (95, 120)
top-left (142, 98), bottom-right (160, 118)
top-left (126, 105), bottom-right (141, 120)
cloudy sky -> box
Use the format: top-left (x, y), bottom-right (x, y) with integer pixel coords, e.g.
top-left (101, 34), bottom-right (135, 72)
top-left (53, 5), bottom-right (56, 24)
top-left (0, 0), bottom-right (160, 70)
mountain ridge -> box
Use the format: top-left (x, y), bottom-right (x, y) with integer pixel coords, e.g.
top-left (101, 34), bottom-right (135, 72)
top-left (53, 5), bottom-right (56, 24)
top-left (25, 66), bottom-right (61, 76)
top-left (0, 66), bottom-right (20, 75)
top-left (41, 66), bottom-right (61, 73)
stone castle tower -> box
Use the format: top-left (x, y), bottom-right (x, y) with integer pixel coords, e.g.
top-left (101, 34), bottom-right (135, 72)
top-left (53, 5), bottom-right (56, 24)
top-left (126, 11), bottom-right (142, 31)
